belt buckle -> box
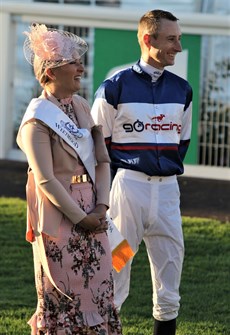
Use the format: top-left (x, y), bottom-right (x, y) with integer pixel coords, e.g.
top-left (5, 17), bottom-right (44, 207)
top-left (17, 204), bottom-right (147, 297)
top-left (71, 174), bottom-right (89, 184)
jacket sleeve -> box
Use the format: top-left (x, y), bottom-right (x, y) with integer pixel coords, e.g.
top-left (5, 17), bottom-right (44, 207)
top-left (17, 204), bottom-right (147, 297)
top-left (91, 122), bottom-right (111, 208)
top-left (75, 94), bottom-right (111, 208)
top-left (179, 86), bottom-right (193, 161)
top-left (91, 125), bottom-right (111, 163)
top-left (20, 120), bottom-right (87, 224)
top-left (95, 162), bottom-right (111, 208)
top-left (91, 81), bottom-right (117, 140)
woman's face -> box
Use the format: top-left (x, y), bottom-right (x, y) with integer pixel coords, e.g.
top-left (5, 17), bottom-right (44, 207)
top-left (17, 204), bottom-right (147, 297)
top-left (50, 59), bottom-right (84, 97)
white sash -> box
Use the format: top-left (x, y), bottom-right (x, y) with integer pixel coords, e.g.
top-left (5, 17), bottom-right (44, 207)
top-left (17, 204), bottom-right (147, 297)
top-left (19, 98), bottom-right (96, 182)
top-left (19, 98), bottom-right (134, 298)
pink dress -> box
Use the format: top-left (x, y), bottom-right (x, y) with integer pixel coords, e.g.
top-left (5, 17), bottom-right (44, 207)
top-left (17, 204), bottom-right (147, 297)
top-left (29, 166), bottom-right (122, 335)
top-left (27, 101), bottom-right (122, 335)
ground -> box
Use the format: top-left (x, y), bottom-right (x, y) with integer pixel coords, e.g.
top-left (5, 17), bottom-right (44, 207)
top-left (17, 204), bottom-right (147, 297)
top-left (0, 159), bottom-right (229, 222)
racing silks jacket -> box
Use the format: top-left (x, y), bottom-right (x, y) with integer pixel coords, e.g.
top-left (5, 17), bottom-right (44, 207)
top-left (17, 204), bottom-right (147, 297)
top-left (91, 61), bottom-right (193, 177)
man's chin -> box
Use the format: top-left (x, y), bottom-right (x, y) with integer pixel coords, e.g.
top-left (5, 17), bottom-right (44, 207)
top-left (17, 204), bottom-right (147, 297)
top-left (166, 60), bottom-right (175, 67)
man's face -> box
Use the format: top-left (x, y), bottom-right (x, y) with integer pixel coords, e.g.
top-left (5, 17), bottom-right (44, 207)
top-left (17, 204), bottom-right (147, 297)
top-left (147, 19), bottom-right (182, 69)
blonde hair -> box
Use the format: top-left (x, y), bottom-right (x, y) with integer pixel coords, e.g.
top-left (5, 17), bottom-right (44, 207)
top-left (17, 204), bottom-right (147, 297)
top-left (33, 56), bottom-right (51, 87)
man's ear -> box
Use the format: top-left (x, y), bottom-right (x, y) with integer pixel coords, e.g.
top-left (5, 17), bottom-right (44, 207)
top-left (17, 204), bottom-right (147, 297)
top-left (143, 34), bottom-right (152, 48)
top-left (46, 68), bottom-right (56, 80)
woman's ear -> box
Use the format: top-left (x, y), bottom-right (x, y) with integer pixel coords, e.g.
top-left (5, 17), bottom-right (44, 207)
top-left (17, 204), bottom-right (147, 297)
top-left (46, 68), bottom-right (56, 80)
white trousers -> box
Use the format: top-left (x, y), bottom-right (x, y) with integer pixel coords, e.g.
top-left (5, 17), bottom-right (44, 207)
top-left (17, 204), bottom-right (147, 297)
top-left (109, 169), bottom-right (184, 321)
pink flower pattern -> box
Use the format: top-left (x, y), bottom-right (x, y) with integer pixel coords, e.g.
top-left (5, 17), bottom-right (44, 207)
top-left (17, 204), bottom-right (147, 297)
top-left (32, 184), bottom-right (122, 334)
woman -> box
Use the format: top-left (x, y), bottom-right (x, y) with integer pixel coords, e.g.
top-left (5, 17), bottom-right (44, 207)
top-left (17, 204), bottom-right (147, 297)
top-left (17, 23), bottom-right (122, 335)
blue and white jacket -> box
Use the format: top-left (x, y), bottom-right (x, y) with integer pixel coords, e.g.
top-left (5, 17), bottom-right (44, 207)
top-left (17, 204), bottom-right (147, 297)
top-left (91, 61), bottom-right (193, 177)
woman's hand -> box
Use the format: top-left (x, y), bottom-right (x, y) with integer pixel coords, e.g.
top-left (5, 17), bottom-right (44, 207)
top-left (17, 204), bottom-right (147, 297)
top-left (90, 204), bottom-right (109, 232)
top-left (78, 210), bottom-right (108, 233)
top-left (91, 204), bottom-right (107, 217)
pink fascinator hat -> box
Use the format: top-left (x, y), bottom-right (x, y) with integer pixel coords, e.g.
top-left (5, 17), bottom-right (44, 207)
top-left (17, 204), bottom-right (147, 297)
top-left (23, 23), bottom-right (88, 68)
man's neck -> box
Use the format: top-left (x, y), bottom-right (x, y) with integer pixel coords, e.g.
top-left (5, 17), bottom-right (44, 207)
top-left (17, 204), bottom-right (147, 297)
top-left (140, 58), bottom-right (164, 82)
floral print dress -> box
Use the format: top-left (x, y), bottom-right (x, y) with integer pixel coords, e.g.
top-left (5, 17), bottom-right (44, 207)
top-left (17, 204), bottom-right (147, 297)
top-left (29, 168), bottom-right (122, 335)
top-left (28, 101), bottom-right (122, 335)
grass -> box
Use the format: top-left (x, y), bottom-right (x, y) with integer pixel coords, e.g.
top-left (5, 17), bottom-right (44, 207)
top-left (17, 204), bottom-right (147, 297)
top-left (0, 197), bottom-right (229, 335)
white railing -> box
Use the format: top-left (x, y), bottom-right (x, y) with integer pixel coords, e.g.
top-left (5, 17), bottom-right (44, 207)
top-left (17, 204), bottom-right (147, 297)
top-left (1, 2), bottom-right (230, 34)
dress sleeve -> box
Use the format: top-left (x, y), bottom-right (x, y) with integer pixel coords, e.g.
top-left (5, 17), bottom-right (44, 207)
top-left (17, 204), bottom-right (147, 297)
top-left (20, 120), bottom-right (87, 224)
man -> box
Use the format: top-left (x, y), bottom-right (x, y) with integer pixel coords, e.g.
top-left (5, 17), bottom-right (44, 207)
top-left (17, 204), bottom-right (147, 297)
top-left (91, 9), bottom-right (193, 335)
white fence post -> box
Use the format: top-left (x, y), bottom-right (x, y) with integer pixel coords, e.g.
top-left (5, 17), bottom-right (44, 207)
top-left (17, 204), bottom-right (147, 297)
top-left (0, 12), bottom-right (13, 159)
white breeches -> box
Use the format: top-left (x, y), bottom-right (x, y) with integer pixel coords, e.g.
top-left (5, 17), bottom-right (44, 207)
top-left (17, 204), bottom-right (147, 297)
top-left (109, 168), bottom-right (184, 321)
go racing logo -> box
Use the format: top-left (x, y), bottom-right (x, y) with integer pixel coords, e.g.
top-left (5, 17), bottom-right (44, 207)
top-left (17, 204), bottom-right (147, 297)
top-left (123, 115), bottom-right (181, 134)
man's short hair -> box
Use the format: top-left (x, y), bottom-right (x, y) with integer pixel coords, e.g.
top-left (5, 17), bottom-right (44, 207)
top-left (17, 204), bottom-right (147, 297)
top-left (137, 9), bottom-right (179, 43)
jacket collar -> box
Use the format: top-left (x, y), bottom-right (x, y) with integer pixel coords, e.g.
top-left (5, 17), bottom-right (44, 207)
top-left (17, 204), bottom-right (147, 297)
top-left (132, 60), bottom-right (164, 82)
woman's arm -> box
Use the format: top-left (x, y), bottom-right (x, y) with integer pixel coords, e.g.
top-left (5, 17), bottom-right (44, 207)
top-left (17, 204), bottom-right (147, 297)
top-left (21, 120), bottom-right (107, 233)
top-left (21, 120), bottom-right (87, 224)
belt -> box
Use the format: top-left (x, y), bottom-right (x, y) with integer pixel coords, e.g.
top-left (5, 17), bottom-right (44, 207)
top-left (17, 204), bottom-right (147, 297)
top-left (71, 174), bottom-right (91, 184)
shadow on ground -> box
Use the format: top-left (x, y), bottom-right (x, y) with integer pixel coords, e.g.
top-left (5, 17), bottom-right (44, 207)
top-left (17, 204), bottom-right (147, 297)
top-left (0, 160), bottom-right (229, 222)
